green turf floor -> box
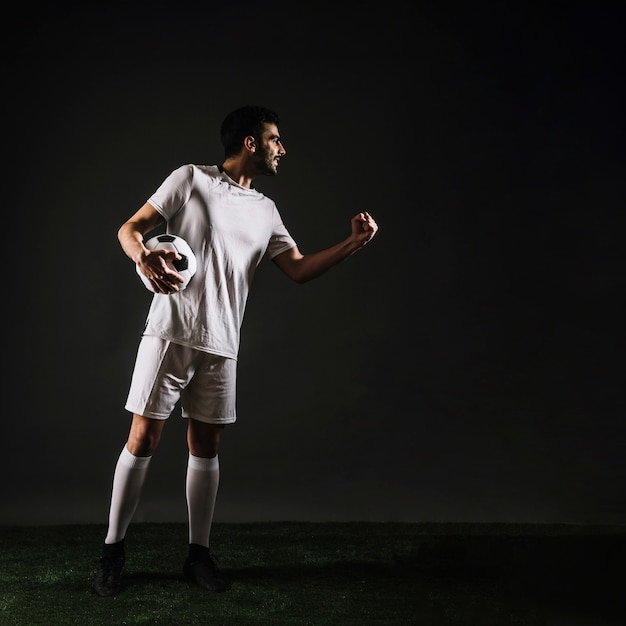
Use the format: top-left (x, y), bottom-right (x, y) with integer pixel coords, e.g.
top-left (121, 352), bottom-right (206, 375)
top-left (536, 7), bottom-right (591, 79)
top-left (1, 522), bottom-right (624, 625)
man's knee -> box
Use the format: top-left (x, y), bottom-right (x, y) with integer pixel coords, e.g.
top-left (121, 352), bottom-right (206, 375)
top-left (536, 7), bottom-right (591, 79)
top-left (127, 414), bottom-right (165, 456)
top-left (187, 420), bottom-right (224, 458)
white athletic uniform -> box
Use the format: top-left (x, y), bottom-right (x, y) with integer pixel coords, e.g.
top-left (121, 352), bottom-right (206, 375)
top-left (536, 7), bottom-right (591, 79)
top-left (125, 164), bottom-right (296, 423)
top-left (143, 164), bottom-right (295, 358)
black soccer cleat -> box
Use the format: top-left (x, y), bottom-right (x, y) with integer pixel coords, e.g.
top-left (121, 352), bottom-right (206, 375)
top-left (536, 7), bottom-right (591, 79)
top-left (93, 541), bottom-right (125, 597)
top-left (183, 544), bottom-right (229, 592)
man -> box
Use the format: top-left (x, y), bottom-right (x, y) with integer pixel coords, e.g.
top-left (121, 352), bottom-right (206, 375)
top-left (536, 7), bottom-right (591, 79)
top-left (93, 105), bottom-right (378, 597)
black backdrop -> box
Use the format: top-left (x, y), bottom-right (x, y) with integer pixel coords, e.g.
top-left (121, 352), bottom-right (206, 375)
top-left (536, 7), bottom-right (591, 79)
top-left (5, 1), bottom-right (624, 525)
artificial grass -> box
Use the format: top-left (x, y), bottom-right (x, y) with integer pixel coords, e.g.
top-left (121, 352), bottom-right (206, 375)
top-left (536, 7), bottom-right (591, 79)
top-left (1, 522), bottom-right (624, 625)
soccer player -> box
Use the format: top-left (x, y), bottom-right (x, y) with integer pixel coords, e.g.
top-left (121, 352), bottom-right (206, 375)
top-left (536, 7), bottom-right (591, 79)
top-left (93, 105), bottom-right (378, 596)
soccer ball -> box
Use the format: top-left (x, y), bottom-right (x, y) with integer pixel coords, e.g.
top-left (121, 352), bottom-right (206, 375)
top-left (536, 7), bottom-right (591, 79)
top-left (136, 233), bottom-right (197, 293)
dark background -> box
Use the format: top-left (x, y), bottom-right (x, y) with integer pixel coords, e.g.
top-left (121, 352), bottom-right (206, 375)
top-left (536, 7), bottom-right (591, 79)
top-left (4, 1), bottom-right (624, 526)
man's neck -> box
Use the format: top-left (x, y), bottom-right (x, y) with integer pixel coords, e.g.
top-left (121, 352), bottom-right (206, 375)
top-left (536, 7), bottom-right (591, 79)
top-left (221, 159), bottom-right (254, 189)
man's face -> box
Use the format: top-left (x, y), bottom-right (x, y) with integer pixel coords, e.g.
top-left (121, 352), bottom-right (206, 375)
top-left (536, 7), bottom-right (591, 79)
top-left (253, 123), bottom-right (286, 176)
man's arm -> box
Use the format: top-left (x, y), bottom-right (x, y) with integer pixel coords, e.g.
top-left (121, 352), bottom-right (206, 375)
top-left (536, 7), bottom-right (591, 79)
top-left (272, 212), bottom-right (378, 283)
top-left (118, 201), bottom-right (183, 293)
top-left (118, 202), bottom-right (165, 263)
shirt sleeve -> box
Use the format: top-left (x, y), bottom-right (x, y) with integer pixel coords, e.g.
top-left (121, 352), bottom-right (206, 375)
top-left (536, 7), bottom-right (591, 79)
top-left (148, 165), bottom-right (194, 220)
top-left (267, 206), bottom-right (297, 258)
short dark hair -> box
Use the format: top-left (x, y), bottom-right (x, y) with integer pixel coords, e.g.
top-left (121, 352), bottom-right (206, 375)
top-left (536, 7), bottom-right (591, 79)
top-left (220, 105), bottom-right (281, 158)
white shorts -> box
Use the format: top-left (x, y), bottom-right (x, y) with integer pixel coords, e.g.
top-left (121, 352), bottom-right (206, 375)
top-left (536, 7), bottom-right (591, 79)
top-left (125, 335), bottom-right (237, 424)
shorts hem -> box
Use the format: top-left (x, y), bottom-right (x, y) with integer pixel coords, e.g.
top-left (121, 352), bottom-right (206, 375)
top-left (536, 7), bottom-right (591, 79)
top-left (182, 415), bottom-right (237, 425)
top-left (125, 405), bottom-right (170, 420)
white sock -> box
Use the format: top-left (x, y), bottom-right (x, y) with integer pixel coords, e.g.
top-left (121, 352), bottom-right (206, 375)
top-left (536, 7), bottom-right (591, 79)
top-left (186, 453), bottom-right (219, 548)
top-left (104, 445), bottom-right (151, 544)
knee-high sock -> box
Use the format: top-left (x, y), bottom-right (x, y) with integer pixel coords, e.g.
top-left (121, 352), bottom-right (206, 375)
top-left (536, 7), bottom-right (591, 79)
top-left (104, 445), bottom-right (151, 544)
top-left (186, 453), bottom-right (219, 548)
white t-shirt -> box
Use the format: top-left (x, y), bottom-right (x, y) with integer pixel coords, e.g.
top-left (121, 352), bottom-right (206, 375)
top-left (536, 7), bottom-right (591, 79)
top-left (142, 164), bottom-right (296, 359)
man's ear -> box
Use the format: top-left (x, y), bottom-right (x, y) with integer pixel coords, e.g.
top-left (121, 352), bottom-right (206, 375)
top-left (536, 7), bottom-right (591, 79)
top-left (244, 136), bottom-right (256, 152)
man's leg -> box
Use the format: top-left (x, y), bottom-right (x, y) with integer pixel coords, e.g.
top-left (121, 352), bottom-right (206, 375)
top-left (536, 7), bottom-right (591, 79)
top-left (104, 446), bottom-right (151, 544)
top-left (183, 420), bottom-right (228, 592)
top-left (186, 453), bottom-right (219, 548)
top-left (94, 415), bottom-right (165, 597)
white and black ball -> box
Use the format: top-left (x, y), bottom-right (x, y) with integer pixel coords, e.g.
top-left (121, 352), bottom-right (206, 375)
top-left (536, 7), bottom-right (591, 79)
top-left (136, 234), bottom-right (197, 293)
